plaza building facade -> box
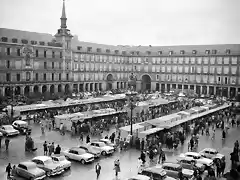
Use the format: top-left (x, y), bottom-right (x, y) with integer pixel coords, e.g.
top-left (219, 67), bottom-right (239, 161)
top-left (0, 1), bottom-right (240, 98)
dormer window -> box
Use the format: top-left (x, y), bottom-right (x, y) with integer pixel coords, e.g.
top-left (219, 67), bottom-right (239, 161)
top-left (39, 41), bottom-right (45, 46)
top-left (205, 50), bottom-right (210, 54)
top-left (192, 50), bottom-right (197, 54)
top-left (212, 49), bottom-right (217, 54)
top-left (147, 51), bottom-right (151, 55)
top-left (114, 50), bottom-right (119, 54)
top-left (106, 49), bottom-right (110, 53)
top-left (226, 49), bottom-right (231, 55)
top-left (77, 46), bottom-right (82, 51)
top-left (180, 50), bottom-right (185, 55)
top-left (1, 37), bottom-right (8, 42)
top-left (21, 39), bottom-right (28, 44)
top-left (87, 47), bottom-right (92, 52)
top-left (130, 52), bottom-right (134, 56)
top-left (31, 40), bottom-right (37, 45)
top-left (136, 51), bottom-right (140, 55)
top-left (158, 51), bottom-right (162, 55)
top-left (12, 38), bottom-right (18, 43)
top-left (122, 51), bottom-right (126, 55)
top-left (169, 51), bottom-right (173, 56)
top-left (97, 48), bottom-right (101, 53)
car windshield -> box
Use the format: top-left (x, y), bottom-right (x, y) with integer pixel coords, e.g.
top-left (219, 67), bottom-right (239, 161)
top-left (98, 142), bottom-right (106, 147)
top-left (28, 163), bottom-right (37, 169)
top-left (44, 159), bottom-right (53, 164)
top-left (19, 123), bottom-right (27, 127)
top-left (59, 156), bottom-right (66, 161)
top-left (194, 155), bottom-right (200, 159)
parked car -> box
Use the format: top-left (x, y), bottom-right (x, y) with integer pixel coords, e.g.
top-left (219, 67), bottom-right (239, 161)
top-left (16, 161), bottom-right (46, 180)
top-left (127, 174), bottom-right (151, 180)
top-left (12, 120), bottom-right (31, 135)
top-left (87, 142), bottom-right (114, 156)
top-left (179, 152), bottom-right (214, 169)
top-left (32, 156), bottom-right (64, 176)
top-left (0, 125), bottom-right (19, 136)
top-left (99, 139), bottom-right (117, 150)
top-left (162, 162), bottom-right (194, 180)
top-left (199, 148), bottom-right (225, 161)
top-left (79, 145), bottom-right (101, 158)
top-left (63, 147), bottom-right (95, 164)
top-left (140, 166), bottom-right (176, 180)
top-left (177, 157), bottom-right (205, 173)
top-left (51, 154), bottom-right (71, 170)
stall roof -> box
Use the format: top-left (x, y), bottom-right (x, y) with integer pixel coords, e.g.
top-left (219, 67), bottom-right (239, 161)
top-left (140, 127), bottom-right (163, 136)
top-left (177, 111), bottom-right (190, 115)
top-left (119, 123), bottom-right (145, 132)
top-left (183, 109), bottom-right (197, 114)
top-left (191, 107), bottom-right (206, 112)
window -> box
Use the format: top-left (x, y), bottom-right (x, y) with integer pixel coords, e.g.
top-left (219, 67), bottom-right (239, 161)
top-left (205, 50), bottom-right (210, 54)
top-left (66, 73), bottom-right (69, 80)
top-left (12, 38), bottom-right (18, 43)
top-left (35, 50), bottom-right (38, 57)
top-left (158, 51), bottom-right (162, 55)
top-left (60, 52), bottom-right (62, 58)
top-left (59, 62), bottom-right (62, 69)
top-left (44, 62), bottom-right (47, 69)
top-left (21, 39), bottom-right (28, 44)
top-left (212, 49), bottom-right (217, 54)
top-left (147, 51), bottom-right (151, 55)
top-left (6, 73), bottom-right (11, 81)
top-left (226, 49), bottom-right (231, 55)
top-left (39, 41), bottom-right (45, 46)
top-left (35, 73), bottom-right (38, 81)
top-left (1, 37), bottom-right (8, 42)
top-left (16, 73), bottom-right (20, 81)
top-left (52, 62), bottom-right (54, 69)
top-left (180, 50), bottom-right (185, 55)
top-left (6, 60), bottom-right (10, 68)
top-left (97, 48), bottom-right (101, 53)
top-left (7, 48), bottom-right (10, 55)
top-left (52, 73), bottom-right (54, 81)
top-left (26, 72), bottom-right (31, 81)
top-left (169, 51), bottom-right (173, 56)
top-left (52, 51), bottom-right (55, 58)
top-left (192, 50), bottom-right (197, 54)
top-left (77, 46), bottom-right (82, 50)
top-left (44, 50), bottom-right (47, 58)
top-left (122, 51), bottom-right (126, 55)
top-left (136, 51), bottom-right (139, 55)
top-left (115, 50), bottom-right (119, 54)
top-left (59, 74), bottom-right (61, 80)
top-left (87, 47), bottom-right (92, 52)
top-left (225, 77), bottom-right (228, 84)
top-left (43, 73), bottom-right (47, 81)
top-left (156, 75), bottom-right (159, 80)
top-left (17, 49), bottom-right (21, 56)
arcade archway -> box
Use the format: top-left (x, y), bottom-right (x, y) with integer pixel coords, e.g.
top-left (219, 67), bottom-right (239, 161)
top-left (106, 74), bottom-right (113, 90)
top-left (33, 86), bottom-right (39, 93)
top-left (42, 85), bottom-right (47, 94)
top-left (141, 74), bottom-right (151, 92)
top-left (24, 86), bottom-right (30, 96)
top-left (50, 85), bottom-right (55, 94)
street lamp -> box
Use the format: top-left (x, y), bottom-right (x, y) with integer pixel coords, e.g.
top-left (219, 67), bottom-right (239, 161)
top-left (10, 87), bottom-right (15, 123)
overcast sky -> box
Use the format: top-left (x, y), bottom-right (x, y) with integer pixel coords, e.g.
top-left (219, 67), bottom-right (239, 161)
top-left (0, 0), bottom-right (239, 46)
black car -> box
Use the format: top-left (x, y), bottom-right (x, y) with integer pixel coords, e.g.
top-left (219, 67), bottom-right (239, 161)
top-left (12, 120), bottom-right (31, 135)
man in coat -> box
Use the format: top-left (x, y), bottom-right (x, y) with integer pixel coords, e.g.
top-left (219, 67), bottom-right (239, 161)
top-left (95, 162), bottom-right (101, 179)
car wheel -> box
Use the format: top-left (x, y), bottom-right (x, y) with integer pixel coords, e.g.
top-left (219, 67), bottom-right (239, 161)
top-left (101, 151), bottom-right (106, 156)
top-left (80, 159), bottom-right (86, 164)
top-left (46, 171), bottom-right (51, 177)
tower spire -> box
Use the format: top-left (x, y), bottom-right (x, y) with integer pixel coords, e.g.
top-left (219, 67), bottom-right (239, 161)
top-left (61, 0), bottom-right (67, 28)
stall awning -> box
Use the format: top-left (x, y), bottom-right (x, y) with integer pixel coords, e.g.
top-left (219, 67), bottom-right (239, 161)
top-left (139, 127), bottom-right (163, 137)
top-left (119, 123), bottom-right (144, 132)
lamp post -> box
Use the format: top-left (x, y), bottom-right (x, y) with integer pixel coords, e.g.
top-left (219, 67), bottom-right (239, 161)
top-left (10, 86), bottom-right (15, 123)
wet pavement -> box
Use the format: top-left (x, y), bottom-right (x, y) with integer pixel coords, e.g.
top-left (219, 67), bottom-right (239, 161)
top-left (0, 122), bottom-right (239, 180)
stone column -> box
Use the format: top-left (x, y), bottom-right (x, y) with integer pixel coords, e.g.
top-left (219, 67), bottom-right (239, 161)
top-left (61, 84), bottom-right (65, 92)
top-left (151, 82), bottom-right (156, 91)
top-left (170, 84), bottom-right (172, 89)
top-left (136, 81), bottom-right (141, 91)
top-left (214, 86), bottom-right (216, 95)
top-left (1, 87), bottom-right (5, 96)
top-left (227, 87), bottom-right (230, 98)
top-left (165, 84), bottom-right (167, 92)
top-left (92, 83), bottom-right (95, 91)
top-left (38, 85), bottom-right (42, 93)
top-left (207, 86), bottom-right (209, 95)
top-left (47, 85), bottom-right (51, 92)
top-left (182, 84), bottom-right (184, 91)
top-left (20, 86), bottom-right (25, 95)
top-left (54, 85), bottom-right (58, 93)
top-left (200, 86), bottom-right (203, 94)
top-left (30, 86), bottom-right (34, 93)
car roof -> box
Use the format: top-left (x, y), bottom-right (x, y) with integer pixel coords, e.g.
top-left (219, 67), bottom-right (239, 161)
top-left (143, 166), bottom-right (166, 174)
top-left (180, 157), bottom-right (196, 161)
top-left (128, 175), bottom-right (150, 180)
top-left (185, 152), bottom-right (200, 156)
top-left (202, 148), bottom-right (217, 152)
top-left (99, 139), bottom-right (109, 141)
top-left (52, 154), bottom-right (65, 158)
top-left (13, 120), bottom-right (27, 125)
top-left (33, 156), bottom-right (51, 161)
top-left (19, 161), bottom-right (36, 167)
top-left (163, 162), bottom-right (181, 168)
top-left (70, 147), bottom-right (86, 152)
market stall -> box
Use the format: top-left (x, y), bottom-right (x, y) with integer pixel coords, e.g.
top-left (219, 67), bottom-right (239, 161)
top-left (119, 122), bottom-right (146, 139)
top-left (139, 127), bottom-right (164, 139)
top-left (190, 107), bottom-right (206, 114)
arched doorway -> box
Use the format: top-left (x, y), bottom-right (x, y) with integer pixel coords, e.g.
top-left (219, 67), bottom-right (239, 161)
top-left (15, 86), bottom-right (21, 95)
top-left (50, 85), bottom-right (55, 94)
top-left (58, 84), bottom-right (62, 92)
top-left (106, 74), bottom-right (113, 90)
top-left (65, 84), bottom-right (70, 94)
top-left (24, 86), bottom-right (30, 96)
top-left (42, 85), bottom-right (47, 94)
top-left (5, 87), bottom-right (11, 97)
top-left (33, 86), bottom-right (39, 93)
top-left (141, 74), bottom-right (151, 92)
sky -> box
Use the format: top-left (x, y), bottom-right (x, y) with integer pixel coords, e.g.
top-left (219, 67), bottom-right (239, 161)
top-left (0, 0), bottom-right (240, 46)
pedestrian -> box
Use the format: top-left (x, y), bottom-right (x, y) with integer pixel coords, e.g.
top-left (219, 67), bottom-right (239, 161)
top-left (86, 134), bottom-right (90, 144)
top-left (55, 145), bottom-right (61, 154)
top-left (140, 151), bottom-right (146, 164)
top-left (49, 142), bottom-right (55, 156)
top-left (5, 137), bottom-right (10, 151)
top-left (11, 165), bottom-right (17, 177)
top-left (114, 159), bottom-right (120, 177)
top-left (41, 123), bottom-right (45, 135)
top-left (43, 141), bottom-right (48, 155)
top-left (161, 152), bottom-right (166, 164)
top-left (5, 163), bottom-right (12, 178)
top-left (79, 133), bottom-right (83, 142)
top-left (137, 157), bottom-right (143, 174)
top-left (221, 159), bottom-right (226, 176)
top-left (149, 149), bottom-right (154, 163)
top-left (216, 160), bottom-right (221, 178)
top-left (95, 162), bottom-right (101, 179)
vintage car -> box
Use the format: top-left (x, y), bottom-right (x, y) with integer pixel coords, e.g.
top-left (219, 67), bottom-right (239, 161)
top-left (179, 152), bottom-right (214, 168)
top-left (12, 120), bottom-right (31, 135)
top-left (79, 145), bottom-right (101, 158)
top-left (16, 161), bottom-right (46, 180)
top-left (87, 142), bottom-right (114, 156)
top-left (127, 174), bottom-right (151, 180)
top-left (162, 162), bottom-right (194, 180)
top-left (51, 154), bottom-right (71, 170)
top-left (199, 148), bottom-right (225, 161)
top-left (99, 138), bottom-right (117, 150)
top-left (0, 125), bottom-right (19, 136)
top-left (63, 147), bottom-right (95, 164)
top-left (177, 157), bottom-right (205, 173)
top-left (32, 156), bottom-right (64, 176)
top-left (140, 166), bottom-right (176, 180)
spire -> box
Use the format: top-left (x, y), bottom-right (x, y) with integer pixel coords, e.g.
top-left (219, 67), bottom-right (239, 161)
top-left (61, 0), bottom-right (67, 29)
